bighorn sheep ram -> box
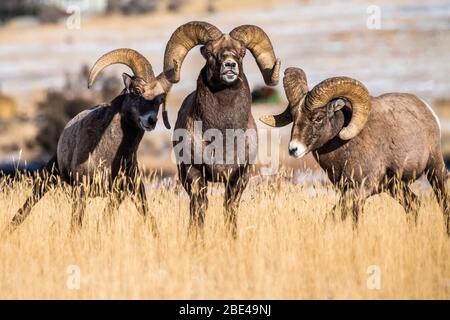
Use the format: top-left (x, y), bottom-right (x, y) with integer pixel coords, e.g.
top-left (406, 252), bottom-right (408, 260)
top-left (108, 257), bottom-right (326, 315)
top-left (261, 68), bottom-right (449, 233)
top-left (163, 21), bottom-right (280, 236)
top-left (5, 48), bottom-right (171, 234)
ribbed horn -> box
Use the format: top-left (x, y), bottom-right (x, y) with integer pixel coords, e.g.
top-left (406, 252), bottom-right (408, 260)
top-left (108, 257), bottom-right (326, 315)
top-left (259, 68), bottom-right (308, 127)
top-left (283, 67), bottom-right (308, 106)
top-left (156, 73), bottom-right (172, 129)
top-left (306, 77), bottom-right (371, 140)
top-left (88, 48), bottom-right (155, 88)
top-left (230, 25), bottom-right (280, 86)
top-left (163, 21), bottom-right (222, 83)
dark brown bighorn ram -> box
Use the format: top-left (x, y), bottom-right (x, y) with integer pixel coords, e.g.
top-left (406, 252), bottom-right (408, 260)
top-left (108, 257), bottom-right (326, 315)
top-left (163, 21), bottom-right (280, 237)
top-left (4, 48), bottom-right (171, 235)
top-left (261, 68), bottom-right (449, 233)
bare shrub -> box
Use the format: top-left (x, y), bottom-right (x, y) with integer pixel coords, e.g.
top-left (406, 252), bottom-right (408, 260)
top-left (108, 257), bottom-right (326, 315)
top-left (252, 86), bottom-right (281, 104)
top-left (34, 65), bottom-right (121, 156)
top-left (35, 90), bottom-right (93, 155)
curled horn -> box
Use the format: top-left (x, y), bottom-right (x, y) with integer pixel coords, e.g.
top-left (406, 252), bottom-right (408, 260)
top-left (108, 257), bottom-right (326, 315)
top-left (283, 68), bottom-right (308, 106)
top-left (230, 25), bottom-right (281, 86)
top-left (306, 77), bottom-right (370, 140)
top-left (163, 21), bottom-right (222, 83)
top-left (259, 68), bottom-right (308, 127)
top-left (156, 73), bottom-right (172, 129)
top-left (88, 48), bottom-right (155, 88)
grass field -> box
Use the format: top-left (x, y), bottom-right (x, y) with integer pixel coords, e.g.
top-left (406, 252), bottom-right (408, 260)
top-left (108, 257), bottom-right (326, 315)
top-left (0, 171), bottom-right (449, 299)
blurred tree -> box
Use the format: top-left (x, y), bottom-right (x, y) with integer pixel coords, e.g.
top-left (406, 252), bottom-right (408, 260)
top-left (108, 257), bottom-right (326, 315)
top-left (167, 0), bottom-right (186, 12)
top-left (101, 76), bottom-right (122, 102)
top-left (37, 5), bottom-right (68, 24)
top-left (35, 90), bottom-right (93, 155)
top-left (0, 0), bottom-right (68, 24)
top-left (207, 0), bottom-right (216, 14)
top-left (0, 83), bottom-right (17, 121)
top-left (34, 64), bottom-right (121, 156)
top-left (106, 0), bottom-right (122, 13)
top-left (106, 0), bottom-right (159, 15)
top-left (251, 86), bottom-right (281, 104)
top-left (0, 0), bottom-right (38, 24)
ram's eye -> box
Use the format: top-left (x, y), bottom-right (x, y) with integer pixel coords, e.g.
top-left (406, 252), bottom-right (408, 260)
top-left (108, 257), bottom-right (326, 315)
top-left (313, 118), bottom-right (323, 124)
top-left (134, 88), bottom-right (142, 95)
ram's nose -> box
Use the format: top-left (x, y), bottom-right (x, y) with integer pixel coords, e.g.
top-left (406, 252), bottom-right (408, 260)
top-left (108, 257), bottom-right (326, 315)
top-left (288, 145), bottom-right (298, 157)
top-left (146, 111), bottom-right (157, 126)
top-left (288, 141), bottom-right (308, 158)
top-left (140, 111), bottom-right (157, 131)
top-left (222, 57), bottom-right (239, 71)
top-left (223, 60), bottom-right (237, 69)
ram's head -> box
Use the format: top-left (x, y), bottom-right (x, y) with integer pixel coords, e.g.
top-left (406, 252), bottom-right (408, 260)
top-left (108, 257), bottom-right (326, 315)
top-left (88, 48), bottom-right (172, 130)
top-left (260, 68), bottom-right (371, 158)
top-left (163, 21), bottom-right (280, 88)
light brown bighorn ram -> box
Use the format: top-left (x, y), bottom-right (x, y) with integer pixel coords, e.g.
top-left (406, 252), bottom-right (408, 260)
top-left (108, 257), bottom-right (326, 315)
top-left (262, 68), bottom-right (449, 233)
top-left (163, 21), bottom-right (280, 237)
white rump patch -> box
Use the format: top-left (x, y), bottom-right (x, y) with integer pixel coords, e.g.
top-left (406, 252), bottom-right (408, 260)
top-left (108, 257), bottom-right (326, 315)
top-left (420, 98), bottom-right (441, 134)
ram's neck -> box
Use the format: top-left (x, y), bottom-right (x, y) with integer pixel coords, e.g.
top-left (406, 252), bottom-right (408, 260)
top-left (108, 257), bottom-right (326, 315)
top-left (194, 68), bottom-right (252, 131)
top-left (119, 117), bottom-right (144, 155)
top-left (109, 96), bottom-right (144, 174)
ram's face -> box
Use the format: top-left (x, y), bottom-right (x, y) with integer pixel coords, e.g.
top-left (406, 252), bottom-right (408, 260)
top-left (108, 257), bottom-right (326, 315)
top-left (200, 35), bottom-right (246, 86)
top-left (288, 101), bottom-right (343, 158)
top-left (122, 74), bottom-right (165, 131)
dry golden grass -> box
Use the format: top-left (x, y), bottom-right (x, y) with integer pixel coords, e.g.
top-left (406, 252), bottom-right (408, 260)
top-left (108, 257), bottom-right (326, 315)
top-left (0, 171), bottom-right (449, 299)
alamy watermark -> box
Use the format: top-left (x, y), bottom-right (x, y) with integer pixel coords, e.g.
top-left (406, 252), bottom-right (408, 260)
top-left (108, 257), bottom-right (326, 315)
top-left (66, 5), bottom-right (81, 29)
top-left (66, 264), bottom-right (81, 290)
top-left (171, 121), bottom-right (281, 175)
top-left (367, 265), bottom-right (381, 290)
top-left (366, 5), bottom-right (382, 30)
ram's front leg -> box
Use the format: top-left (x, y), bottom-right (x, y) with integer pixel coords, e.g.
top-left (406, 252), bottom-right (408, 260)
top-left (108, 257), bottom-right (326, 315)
top-left (179, 165), bottom-right (208, 238)
top-left (131, 177), bottom-right (159, 238)
top-left (102, 189), bottom-right (125, 229)
top-left (338, 186), bottom-right (372, 228)
top-left (188, 180), bottom-right (208, 238)
top-left (223, 168), bottom-right (249, 238)
top-left (70, 185), bottom-right (87, 232)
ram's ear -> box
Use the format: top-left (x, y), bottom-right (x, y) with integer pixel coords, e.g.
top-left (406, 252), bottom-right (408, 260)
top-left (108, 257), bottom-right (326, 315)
top-left (240, 45), bottom-right (246, 58)
top-left (122, 72), bottom-right (133, 92)
top-left (200, 46), bottom-right (208, 59)
top-left (327, 98), bottom-right (346, 117)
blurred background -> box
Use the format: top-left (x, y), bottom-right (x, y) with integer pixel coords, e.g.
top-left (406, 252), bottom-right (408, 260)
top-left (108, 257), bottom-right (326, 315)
top-left (0, 0), bottom-right (449, 179)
